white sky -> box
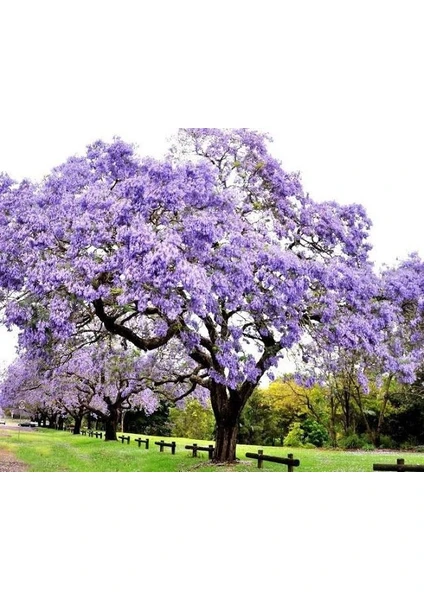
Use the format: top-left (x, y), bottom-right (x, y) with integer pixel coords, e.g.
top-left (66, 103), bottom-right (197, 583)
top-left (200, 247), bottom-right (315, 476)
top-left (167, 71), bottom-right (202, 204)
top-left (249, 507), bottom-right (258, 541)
top-left (1, 0), bottom-right (423, 367)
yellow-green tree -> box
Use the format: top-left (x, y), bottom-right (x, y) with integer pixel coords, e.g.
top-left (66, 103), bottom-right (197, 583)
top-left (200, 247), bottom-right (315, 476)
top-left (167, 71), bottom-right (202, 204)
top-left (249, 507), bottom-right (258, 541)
top-left (239, 379), bottom-right (328, 445)
top-left (169, 400), bottom-right (215, 441)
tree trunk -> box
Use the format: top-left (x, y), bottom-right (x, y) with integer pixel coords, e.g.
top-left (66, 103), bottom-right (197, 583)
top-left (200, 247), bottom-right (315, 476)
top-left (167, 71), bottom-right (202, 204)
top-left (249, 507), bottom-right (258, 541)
top-left (214, 420), bottom-right (240, 462)
top-left (210, 383), bottom-right (244, 462)
top-left (104, 403), bottom-right (119, 441)
top-left (329, 395), bottom-right (338, 447)
top-left (375, 376), bottom-right (392, 448)
top-left (73, 415), bottom-right (82, 435)
top-left (104, 419), bottom-right (117, 441)
top-left (342, 390), bottom-right (351, 434)
top-left (353, 389), bottom-right (375, 444)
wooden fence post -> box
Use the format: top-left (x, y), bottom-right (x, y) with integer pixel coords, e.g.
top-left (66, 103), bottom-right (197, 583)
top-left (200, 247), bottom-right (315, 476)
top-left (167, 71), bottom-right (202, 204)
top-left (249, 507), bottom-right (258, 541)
top-left (258, 449), bottom-right (263, 469)
top-left (397, 458), bottom-right (405, 472)
top-left (288, 453), bottom-right (294, 472)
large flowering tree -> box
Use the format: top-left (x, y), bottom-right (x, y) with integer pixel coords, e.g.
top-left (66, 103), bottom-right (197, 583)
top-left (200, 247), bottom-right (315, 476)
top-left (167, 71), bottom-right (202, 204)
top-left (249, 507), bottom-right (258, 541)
top-left (0, 128), bottom-right (384, 460)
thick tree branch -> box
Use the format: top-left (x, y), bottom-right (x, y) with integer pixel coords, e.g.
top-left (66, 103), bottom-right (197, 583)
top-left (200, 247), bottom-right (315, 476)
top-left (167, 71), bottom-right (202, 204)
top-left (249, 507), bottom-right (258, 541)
top-left (93, 298), bottom-right (179, 350)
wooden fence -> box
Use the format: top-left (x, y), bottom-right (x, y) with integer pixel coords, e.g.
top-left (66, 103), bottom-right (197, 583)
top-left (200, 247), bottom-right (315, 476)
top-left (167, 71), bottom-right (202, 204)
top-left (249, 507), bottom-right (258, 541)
top-left (245, 450), bottom-right (300, 471)
top-left (373, 458), bottom-right (424, 472)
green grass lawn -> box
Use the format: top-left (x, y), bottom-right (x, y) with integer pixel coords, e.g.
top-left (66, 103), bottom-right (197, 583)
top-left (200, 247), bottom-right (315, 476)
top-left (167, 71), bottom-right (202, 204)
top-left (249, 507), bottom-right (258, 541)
top-left (2, 425), bottom-right (424, 472)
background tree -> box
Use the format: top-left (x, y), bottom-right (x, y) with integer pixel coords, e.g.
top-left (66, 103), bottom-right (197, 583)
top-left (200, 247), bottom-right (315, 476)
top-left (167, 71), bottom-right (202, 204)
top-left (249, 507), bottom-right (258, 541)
top-left (0, 355), bottom-right (65, 427)
top-left (124, 400), bottom-right (172, 437)
top-left (239, 379), bottom-right (329, 447)
top-left (0, 341), bottom-right (162, 440)
top-left (169, 399), bottom-right (215, 441)
top-left (53, 341), bottom-right (163, 440)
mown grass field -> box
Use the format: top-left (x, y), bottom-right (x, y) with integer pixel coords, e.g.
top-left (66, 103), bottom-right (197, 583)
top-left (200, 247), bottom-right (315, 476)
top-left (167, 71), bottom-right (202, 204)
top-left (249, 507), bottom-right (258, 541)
top-left (2, 424), bottom-right (424, 472)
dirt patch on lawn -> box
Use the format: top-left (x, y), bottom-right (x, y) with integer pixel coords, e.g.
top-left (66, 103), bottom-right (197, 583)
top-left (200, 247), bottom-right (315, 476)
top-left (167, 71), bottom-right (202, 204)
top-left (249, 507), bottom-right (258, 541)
top-left (0, 447), bottom-right (28, 472)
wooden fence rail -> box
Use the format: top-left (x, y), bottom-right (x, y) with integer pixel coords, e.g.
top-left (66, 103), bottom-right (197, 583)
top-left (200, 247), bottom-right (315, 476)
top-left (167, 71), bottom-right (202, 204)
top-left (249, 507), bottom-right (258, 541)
top-left (246, 450), bottom-right (300, 471)
top-left (373, 458), bottom-right (424, 472)
top-left (155, 440), bottom-right (176, 454)
top-left (185, 444), bottom-right (215, 459)
top-left (134, 437), bottom-right (149, 449)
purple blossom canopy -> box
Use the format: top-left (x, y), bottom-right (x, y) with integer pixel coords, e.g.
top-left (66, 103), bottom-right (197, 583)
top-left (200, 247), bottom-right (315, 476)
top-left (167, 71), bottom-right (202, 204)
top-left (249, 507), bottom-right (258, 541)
top-left (1, 128), bottom-right (418, 394)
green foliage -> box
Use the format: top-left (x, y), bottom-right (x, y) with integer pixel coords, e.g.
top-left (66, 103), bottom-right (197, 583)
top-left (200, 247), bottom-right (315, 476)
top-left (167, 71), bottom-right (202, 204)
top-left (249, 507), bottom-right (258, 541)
top-left (169, 400), bottom-right (215, 440)
top-left (382, 375), bottom-right (424, 445)
top-left (283, 422), bottom-right (305, 447)
top-left (283, 418), bottom-right (329, 448)
top-left (239, 380), bottom-right (332, 448)
top-left (377, 434), bottom-right (398, 449)
top-left (238, 389), bottom-right (283, 445)
top-left (124, 401), bottom-right (172, 436)
top-left (241, 370), bottom-right (424, 451)
top-left (338, 433), bottom-right (373, 450)
top-left (302, 418), bottom-right (329, 447)
top-left (239, 379), bottom-right (320, 446)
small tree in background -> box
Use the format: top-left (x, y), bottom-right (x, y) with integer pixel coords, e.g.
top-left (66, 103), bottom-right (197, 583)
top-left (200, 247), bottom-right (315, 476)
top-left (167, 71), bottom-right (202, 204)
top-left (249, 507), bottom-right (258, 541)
top-left (169, 399), bottom-right (215, 441)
